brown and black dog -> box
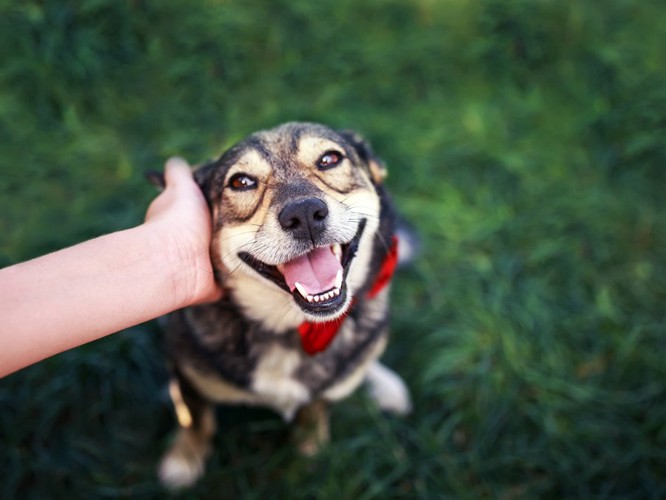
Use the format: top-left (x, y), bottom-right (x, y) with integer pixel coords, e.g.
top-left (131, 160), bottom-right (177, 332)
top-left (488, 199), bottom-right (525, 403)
top-left (156, 122), bottom-right (412, 488)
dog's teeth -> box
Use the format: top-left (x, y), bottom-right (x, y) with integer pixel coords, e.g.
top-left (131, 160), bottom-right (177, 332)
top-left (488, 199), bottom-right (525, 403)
top-left (295, 282), bottom-right (309, 300)
top-left (335, 270), bottom-right (343, 289)
top-left (332, 244), bottom-right (342, 261)
top-left (300, 286), bottom-right (342, 304)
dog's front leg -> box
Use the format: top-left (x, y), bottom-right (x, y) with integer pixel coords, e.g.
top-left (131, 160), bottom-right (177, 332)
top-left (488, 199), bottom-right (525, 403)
top-left (294, 399), bottom-right (330, 457)
top-left (158, 376), bottom-right (216, 489)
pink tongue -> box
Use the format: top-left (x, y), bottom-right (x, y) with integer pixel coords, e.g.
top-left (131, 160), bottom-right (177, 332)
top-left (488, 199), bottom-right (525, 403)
top-left (281, 247), bottom-right (341, 295)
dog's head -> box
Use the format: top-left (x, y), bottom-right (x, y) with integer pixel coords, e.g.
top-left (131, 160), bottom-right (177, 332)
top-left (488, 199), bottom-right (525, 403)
top-left (195, 122), bottom-right (388, 327)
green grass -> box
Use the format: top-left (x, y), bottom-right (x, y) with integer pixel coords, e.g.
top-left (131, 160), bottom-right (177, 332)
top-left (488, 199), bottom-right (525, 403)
top-left (2, 0), bottom-right (666, 497)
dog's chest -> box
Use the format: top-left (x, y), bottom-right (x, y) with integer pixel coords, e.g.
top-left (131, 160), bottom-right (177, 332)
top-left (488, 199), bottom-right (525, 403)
top-left (179, 292), bottom-right (388, 419)
top-left (249, 345), bottom-right (311, 420)
top-left (182, 305), bottom-right (315, 419)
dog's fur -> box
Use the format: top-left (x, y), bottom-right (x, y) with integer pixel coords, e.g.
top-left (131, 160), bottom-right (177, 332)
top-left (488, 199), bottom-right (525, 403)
top-left (157, 122), bottom-right (411, 489)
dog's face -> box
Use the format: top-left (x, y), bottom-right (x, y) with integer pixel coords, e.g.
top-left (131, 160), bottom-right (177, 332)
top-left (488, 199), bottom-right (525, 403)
top-left (196, 122), bottom-right (387, 326)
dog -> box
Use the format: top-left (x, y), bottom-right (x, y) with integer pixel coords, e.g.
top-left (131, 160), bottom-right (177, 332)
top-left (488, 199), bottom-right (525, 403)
top-left (155, 122), bottom-right (412, 489)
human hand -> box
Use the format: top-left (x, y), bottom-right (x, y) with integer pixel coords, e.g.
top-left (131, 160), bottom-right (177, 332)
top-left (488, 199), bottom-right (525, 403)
top-left (145, 157), bottom-right (223, 306)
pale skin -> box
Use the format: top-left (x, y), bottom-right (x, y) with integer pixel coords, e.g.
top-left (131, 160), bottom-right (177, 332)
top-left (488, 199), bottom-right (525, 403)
top-left (0, 158), bottom-right (222, 378)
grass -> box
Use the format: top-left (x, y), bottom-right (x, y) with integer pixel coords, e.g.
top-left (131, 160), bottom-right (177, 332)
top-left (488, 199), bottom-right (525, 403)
top-left (1, 0), bottom-right (666, 497)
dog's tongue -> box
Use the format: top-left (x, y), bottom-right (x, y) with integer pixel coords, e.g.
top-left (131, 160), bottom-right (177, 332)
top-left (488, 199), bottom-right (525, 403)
top-left (281, 247), bottom-right (341, 295)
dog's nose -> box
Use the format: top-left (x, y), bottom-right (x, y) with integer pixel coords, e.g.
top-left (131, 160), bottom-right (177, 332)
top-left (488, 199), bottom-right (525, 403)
top-left (278, 198), bottom-right (329, 241)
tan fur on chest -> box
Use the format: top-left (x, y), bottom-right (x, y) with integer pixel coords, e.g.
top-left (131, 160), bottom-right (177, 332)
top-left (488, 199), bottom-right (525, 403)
top-left (182, 346), bottom-right (311, 421)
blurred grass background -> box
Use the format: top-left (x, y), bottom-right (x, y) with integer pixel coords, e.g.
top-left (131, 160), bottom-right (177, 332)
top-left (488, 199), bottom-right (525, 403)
top-left (1, 0), bottom-right (665, 497)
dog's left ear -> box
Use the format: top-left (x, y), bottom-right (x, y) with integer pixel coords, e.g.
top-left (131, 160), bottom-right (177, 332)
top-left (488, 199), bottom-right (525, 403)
top-left (338, 129), bottom-right (387, 184)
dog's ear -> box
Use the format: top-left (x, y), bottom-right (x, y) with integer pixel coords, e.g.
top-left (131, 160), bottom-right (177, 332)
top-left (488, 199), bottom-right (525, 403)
top-left (145, 170), bottom-right (166, 191)
top-left (338, 129), bottom-right (387, 184)
top-left (193, 160), bottom-right (218, 207)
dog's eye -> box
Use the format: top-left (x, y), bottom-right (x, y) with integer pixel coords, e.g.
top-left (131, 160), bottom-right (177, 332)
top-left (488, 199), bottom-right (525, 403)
top-left (317, 150), bottom-right (343, 170)
top-left (228, 173), bottom-right (257, 191)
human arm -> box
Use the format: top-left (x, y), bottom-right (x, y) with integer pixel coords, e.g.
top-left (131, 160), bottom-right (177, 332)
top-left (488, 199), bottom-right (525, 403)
top-left (0, 158), bottom-right (222, 377)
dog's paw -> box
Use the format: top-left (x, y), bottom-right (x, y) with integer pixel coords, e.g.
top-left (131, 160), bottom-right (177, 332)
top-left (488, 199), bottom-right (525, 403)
top-left (158, 448), bottom-right (205, 490)
top-left (297, 434), bottom-right (326, 457)
top-left (365, 362), bottom-right (412, 416)
top-left (157, 432), bottom-right (208, 490)
top-left (158, 456), bottom-right (201, 490)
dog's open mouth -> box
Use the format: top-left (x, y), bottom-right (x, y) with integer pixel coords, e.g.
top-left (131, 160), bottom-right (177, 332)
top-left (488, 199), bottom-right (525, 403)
top-left (238, 220), bottom-right (366, 316)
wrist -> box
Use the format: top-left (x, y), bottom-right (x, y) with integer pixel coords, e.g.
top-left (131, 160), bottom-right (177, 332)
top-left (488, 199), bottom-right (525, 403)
top-left (143, 222), bottom-right (194, 310)
top-left (143, 221), bottom-right (217, 310)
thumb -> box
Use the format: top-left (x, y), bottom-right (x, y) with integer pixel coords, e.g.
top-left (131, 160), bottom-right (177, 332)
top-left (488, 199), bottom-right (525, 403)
top-left (164, 157), bottom-right (194, 188)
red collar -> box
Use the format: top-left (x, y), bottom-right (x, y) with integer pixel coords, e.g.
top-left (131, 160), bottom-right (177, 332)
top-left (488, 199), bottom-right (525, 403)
top-left (297, 236), bottom-right (399, 355)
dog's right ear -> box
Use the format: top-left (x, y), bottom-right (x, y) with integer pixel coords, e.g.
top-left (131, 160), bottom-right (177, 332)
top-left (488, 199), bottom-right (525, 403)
top-left (145, 170), bottom-right (166, 191)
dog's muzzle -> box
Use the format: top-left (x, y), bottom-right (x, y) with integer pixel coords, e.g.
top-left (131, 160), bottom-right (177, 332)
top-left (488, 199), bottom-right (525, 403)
top-left (238, 218), bottom-right (367, 317)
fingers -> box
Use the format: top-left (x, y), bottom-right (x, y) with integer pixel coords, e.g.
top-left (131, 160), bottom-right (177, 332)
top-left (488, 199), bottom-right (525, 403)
top-left (164, 157), bottom-right (194, 189)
